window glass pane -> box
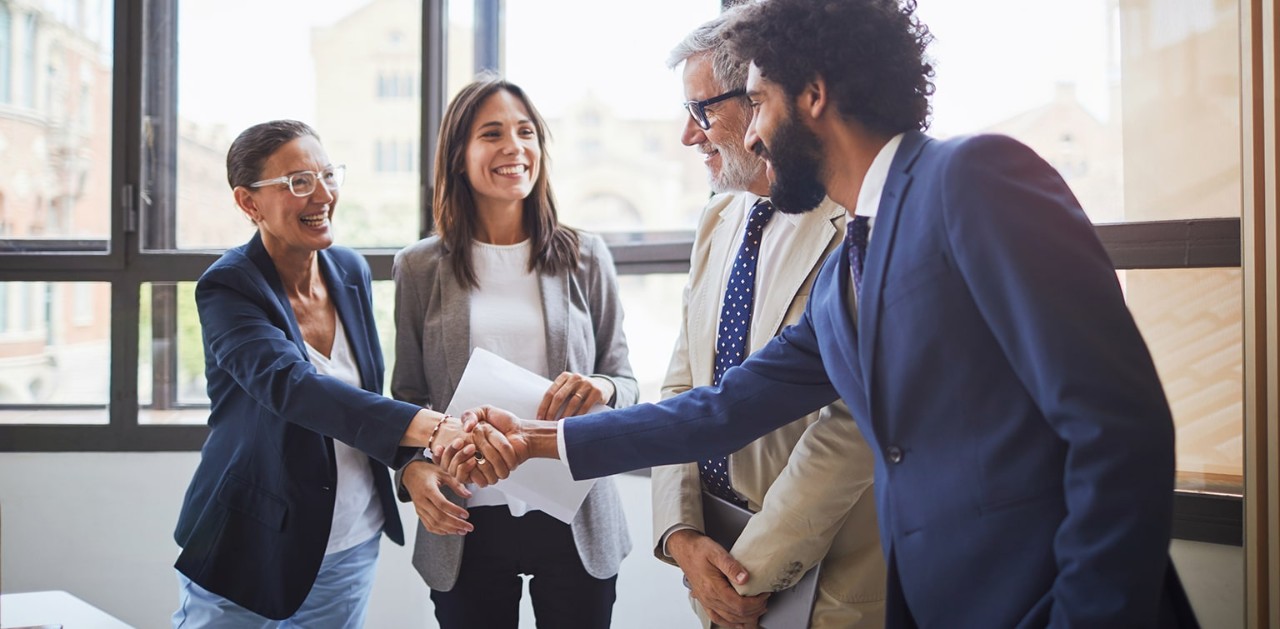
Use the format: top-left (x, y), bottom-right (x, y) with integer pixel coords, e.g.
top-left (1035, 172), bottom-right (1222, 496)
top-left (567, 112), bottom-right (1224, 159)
top-left (140, 280), bottom-right (398, 425)
top-left (0, 281), bottom-right (109, 424)
top-left (917, 1), bottom-right (1239, 223)
top-left (446, 0), bottom-right (477, 99)
top-left (138, 281), bottom-right (206, 425)
top-left (0, 2), bottom-right (112, 244)
top-left (1122, 268), bottom-right (1243, 495)
top-left (502, 0), bottom-right (720, 233)
top-left (616, 274), bottom-right (686, 403)
top-left (172, 0), bottom-right (421, 251)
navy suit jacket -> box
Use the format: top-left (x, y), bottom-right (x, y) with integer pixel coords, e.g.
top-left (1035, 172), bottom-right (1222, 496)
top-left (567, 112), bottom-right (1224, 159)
top-left (563, 132), bottom-right (1197, 627)
top-left (174, 233), bottom-right (421, 620)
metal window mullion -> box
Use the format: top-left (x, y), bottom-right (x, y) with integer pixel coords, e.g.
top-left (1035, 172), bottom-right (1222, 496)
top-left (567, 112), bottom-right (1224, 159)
top-left (108, 279), bottom-right (140, 429)
top-left (420, 0), bottom-right (445, 238)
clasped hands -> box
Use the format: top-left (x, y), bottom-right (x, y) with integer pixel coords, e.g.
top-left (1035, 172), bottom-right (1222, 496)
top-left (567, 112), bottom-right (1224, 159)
top-left (402, 372), bottom-right (607, 536)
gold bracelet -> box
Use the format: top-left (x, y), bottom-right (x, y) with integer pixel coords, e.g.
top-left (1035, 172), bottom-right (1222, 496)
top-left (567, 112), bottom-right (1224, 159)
top-left (426, 414), bottom-right (452, 453)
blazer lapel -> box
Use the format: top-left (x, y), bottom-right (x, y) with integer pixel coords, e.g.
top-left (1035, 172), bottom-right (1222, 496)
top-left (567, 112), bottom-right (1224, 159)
top-left (858, 131), bottom-right (929, 400)
top-left (319, 250), bottom-right (377, 391)
top-left (752, 199), bottom-right (840, 349)
top-left (691, 200), bottom-right (742, 382)
top-left (438, 254), bottom-right (473, 395)
top-left (541, 270), bottom-right (569, 378)
top-left (245, 233), bottom-right (309, 359)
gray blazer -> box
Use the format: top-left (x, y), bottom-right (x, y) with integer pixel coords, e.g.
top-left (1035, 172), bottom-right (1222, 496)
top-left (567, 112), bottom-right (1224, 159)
top-left (391, 231), bottom-right (637, 591)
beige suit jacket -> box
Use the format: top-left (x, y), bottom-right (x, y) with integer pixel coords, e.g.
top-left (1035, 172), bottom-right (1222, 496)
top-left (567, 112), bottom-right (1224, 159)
top-left (651, 193), bottom-right (886, 629)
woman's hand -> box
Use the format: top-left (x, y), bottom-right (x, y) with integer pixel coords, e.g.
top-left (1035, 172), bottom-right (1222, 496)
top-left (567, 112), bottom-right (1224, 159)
top-left (401, 460), bottom-right (473, 536)
top-left (536, 372), bottom-right (615, 420)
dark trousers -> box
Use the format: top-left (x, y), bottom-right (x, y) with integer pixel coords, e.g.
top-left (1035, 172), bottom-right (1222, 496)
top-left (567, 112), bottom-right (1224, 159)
top-left (430, 506), bottom-right (618, 629)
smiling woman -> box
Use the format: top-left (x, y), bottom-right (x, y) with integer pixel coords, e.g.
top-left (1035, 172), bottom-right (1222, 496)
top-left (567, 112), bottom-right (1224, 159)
top-left (391, 76), bottom-right (638, 629)
top-left (171, 119), bottom-right (464, 625)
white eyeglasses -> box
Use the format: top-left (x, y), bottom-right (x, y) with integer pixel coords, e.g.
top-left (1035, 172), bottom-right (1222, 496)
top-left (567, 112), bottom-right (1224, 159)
top-left (249, 164), bottom-right (346, 197)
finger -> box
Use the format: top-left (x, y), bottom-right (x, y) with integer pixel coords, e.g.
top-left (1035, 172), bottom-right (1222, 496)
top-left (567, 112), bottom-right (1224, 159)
top-left (704, 581), bottom-right (767, 621)
top-left (418, 503), bottom-right (471, 535)
top-left (470, 427), bottom-right (502, 485)
top-left (713, 550), bottom-right (750, 586)
top-left (704, 606), bottom-right (745, 629)
top-left (430, 477), bottom-right (474, 517)
top-left (536, 388), bottom-right (556, 421)
top-left (450, 443), bottom-right (477, 477)
top-left (537, 374), bottom-right (570, 420)
top-left (476, 421), bottom-right (519, 472)
top-left (459, 410), bottom-right (480, 432)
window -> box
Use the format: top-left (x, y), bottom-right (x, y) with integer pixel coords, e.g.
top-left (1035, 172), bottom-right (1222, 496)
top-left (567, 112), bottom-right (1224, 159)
top-left (915, 0), bottom-right (1244, 497)
top-left (0, 2), bottom-right (11, 104)
top-left (0, 0), bottom-right (1263, 547)
top-left (0, 1), bottom-right (112, 245)
top-left (0, 281), bottom-right (109, 424)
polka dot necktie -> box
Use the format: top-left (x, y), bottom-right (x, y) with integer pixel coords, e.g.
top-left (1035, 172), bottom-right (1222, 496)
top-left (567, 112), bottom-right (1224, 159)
top-left (700, 198), bottom-right (775, 508)
top-left (846, 214), bottom-right (871, 296)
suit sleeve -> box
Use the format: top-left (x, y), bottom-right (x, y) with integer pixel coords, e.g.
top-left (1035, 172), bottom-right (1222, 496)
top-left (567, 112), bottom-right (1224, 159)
top-left (196, 263), bottom-right (419, 468)
top-left (563, 293), bottom-right (839, 480)
top-left (942, 135), bottom-right (1175, 625)
top-left (729, 399), bottom-right (875, 595)
top-left (583, 234), bottom-right (639, 408)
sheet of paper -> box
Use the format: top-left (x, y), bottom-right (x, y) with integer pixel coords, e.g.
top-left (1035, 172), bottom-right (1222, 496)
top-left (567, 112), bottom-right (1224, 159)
top-left (443, 347), bottom-right (600, 523)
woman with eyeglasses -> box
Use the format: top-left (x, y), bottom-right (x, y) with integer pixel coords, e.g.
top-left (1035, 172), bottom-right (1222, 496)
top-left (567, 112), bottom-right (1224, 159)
top-left (172, 120), bottom-right (482, 627)
top-left (392, 76), bottom-right (636, 629)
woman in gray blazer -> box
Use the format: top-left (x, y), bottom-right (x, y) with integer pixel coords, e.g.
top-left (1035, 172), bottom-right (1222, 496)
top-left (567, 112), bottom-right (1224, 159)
top-left (392, 76), bottom-right (636, 629)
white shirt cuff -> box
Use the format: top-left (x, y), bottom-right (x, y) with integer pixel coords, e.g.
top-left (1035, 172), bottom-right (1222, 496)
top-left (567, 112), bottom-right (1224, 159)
top-left (556, 419), bottom-right (570, 469)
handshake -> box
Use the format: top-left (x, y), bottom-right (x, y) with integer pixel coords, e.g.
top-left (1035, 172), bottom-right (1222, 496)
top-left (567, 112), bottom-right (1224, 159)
top-left (403, 370), bottom-right (609, 536)
top-left (406, 405), bottom-right (548, 536)
top-left (431, 405), bottom-right (541, 488)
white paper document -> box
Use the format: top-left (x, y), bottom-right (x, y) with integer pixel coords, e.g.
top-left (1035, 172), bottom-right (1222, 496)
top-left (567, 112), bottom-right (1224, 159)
top-left (443, 347), bottom-right (600, 523)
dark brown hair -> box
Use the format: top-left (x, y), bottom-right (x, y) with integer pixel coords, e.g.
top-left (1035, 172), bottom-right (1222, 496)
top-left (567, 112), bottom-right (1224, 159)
top-left (226, 120), bottom-right (319, 189)
top-left (725, 0), bottom-right (934, 135)
top-left (433, 76), bottom-right (579, 289)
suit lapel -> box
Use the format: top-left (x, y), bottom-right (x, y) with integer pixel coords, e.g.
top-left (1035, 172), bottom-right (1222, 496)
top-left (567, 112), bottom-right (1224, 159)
top-left (858, 131), bottom-right (928, 400)
top-left (692, 199), bottom-right (742, 382)
top-left (752, 199), bottom-right (840, 349)
top-left (245, 233), bottom-right (309, 360)
top-left (541, 269), bottom-right (568, 378)
top-left (319, 250), bottom-right (377, 392)
top-left (438, 253), bottom-right (473, 394)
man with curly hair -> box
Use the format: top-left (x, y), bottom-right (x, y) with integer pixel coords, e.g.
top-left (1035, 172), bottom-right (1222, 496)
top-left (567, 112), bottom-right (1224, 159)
top-left (462, 1), bottom-right (1200, 626)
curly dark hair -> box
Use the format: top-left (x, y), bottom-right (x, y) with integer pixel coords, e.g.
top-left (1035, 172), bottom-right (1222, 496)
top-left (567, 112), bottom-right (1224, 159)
top-left (724, 0), bottom-right (935, 135)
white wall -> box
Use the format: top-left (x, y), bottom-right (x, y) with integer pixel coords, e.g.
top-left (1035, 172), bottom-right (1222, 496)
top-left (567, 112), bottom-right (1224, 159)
top-left (0, 453), bottom-right (1246, 628)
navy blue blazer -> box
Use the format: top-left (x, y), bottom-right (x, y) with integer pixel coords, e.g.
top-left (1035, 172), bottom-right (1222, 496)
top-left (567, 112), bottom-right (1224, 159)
top-left (174, 233), bottom-right (422, 620)
top-left (562, 132), bottom-right (1197, 627)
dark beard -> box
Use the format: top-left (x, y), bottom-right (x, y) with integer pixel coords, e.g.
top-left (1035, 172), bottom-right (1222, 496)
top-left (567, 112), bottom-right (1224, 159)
top-left (758, 112), bottom-right (827, 214)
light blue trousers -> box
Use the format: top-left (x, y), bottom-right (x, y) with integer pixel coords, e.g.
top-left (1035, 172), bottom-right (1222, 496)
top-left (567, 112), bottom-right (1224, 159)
top-left (173, 532), bottom-right (380, 628)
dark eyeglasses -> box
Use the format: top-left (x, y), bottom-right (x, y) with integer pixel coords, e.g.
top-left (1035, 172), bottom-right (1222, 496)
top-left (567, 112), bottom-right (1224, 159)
top-left (683, 88), bottom-right (746, 130)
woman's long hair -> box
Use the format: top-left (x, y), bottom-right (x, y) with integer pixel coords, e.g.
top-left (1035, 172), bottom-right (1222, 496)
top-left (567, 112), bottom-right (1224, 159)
top-left (432, 76), bottom-right (579, 289)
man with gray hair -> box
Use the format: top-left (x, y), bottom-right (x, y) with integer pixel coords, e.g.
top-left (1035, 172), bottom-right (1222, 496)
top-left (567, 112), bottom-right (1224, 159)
top-left (650, 9), bottom-right (885, 628)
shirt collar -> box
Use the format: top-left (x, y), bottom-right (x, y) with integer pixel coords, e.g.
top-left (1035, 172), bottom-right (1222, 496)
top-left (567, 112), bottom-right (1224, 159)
top-left (853, 132), bottom-right (905, 219)
top-left (742, 191), bottom-right (802, 226)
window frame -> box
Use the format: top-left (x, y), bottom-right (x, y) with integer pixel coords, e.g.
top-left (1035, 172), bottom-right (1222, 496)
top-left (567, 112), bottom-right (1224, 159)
top-left (0, 0), bottom-right (1248, 548)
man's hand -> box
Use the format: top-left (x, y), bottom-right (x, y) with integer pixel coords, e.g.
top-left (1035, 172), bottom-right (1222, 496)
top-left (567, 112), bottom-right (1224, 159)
top-left (667, 529), bottom-right (769, 628)
top-left (401, 460), bottom-right (473, 536)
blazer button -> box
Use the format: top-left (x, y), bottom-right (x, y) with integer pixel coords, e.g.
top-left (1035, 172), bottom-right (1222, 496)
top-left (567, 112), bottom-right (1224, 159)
top-left (322, 485), bottom-right (332, 491)
top-left (887, 446), bottom-right (904, 464)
